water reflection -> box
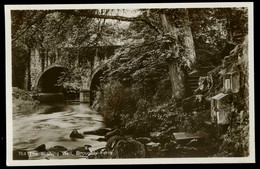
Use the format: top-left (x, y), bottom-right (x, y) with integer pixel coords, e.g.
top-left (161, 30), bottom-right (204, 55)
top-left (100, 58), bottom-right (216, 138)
top-left (13, 103), bottom-right (106, 152)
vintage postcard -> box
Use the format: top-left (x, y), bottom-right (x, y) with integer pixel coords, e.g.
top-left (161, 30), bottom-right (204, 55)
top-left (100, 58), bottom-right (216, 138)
top-left (5, 2), bottom-right (255, 166)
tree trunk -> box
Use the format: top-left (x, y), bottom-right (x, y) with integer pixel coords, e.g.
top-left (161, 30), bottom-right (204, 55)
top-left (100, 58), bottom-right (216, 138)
top-left (179, 9), bottom-right (196, 68)
top-left (160, 9), bottom-right (196, 99)
top-left (168, 59), bottom-right (186, 99)
top-left (226, 9), bottom-right (234, 42)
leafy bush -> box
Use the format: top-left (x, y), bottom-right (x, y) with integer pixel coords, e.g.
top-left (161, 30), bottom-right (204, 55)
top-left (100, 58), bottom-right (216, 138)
top-left (176, 110), bottom-right (209, 133)
top-left (123, 102), bottom-right (175, 135)
top-left (96, 81), bottom-right (137, 127)
top-left (217, 36), bottom-right (249, 157)
top-left (12, 87), bottom-right (33, 101)
top-left (218, 110), bottom-right (249, 157)
top-left (151, 79), bottom-right (172, 105)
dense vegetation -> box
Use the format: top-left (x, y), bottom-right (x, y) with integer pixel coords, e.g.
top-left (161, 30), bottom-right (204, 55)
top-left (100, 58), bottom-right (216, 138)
top-left (12, 7), bottom-right (249, 157)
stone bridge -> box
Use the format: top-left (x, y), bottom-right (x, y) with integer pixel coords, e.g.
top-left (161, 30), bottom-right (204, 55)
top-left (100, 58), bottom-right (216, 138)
top-left (27, 46), bottom-right (117, 103)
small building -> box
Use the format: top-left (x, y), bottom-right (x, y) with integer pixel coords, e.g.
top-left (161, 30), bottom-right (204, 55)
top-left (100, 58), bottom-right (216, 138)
top-left (223, 71), bottom-right (240, 93)
top-left (211, 93), bottom-right (232, 125)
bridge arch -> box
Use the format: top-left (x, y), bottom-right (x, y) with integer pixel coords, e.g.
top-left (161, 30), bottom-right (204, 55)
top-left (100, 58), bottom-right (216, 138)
top-left (35, 63), bottom-right (69, 93)
top-left (90, 69), bottom-right (103, 105)
top-left (89, 64), bottom-right (107, 105)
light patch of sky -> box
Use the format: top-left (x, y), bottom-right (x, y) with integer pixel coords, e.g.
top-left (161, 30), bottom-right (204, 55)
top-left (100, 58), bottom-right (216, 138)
top-left (102, 9), bottom-right (141, 29)
top-left (67, 9), bottom-right (142, 46)
top-left (96, 9), bottom-right (142, 45)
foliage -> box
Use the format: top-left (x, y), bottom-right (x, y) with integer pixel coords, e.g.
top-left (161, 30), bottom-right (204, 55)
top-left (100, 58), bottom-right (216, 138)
top-left (216, 36), bottom-right (249, 157)
top-left (92, 8), bottom-right (249, 137)
top-left (218, 110), bottom-right (249, 157)
top-left (189, 8), bottom-right (248, 68)
top-left (56, 67), bottom-right (82, 93)
top-left (12, 46), bottom-right (29, 88)
top-left (11, 8), bottom-right (248, 90)
top-left (11, 8), bottom-right (250, 157)
top-left (12, 87), bottom-right (40, 109)
top-left (176, 110), bottom-right (209, 133)
top-left (12, 87), bottom-right (33, 101)
top-left (11, 9), bottom-right (124, 89)
top-left (95, 81), bottom-right (138, 127)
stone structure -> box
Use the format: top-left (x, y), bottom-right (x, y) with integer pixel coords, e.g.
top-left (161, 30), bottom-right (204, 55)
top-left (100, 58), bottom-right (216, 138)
top-left (26, 46), bottom-right (117, 103)
top-left (211, 93), bottom-right (233, 125)
top-left (223, 71), bottom-right (240, 93)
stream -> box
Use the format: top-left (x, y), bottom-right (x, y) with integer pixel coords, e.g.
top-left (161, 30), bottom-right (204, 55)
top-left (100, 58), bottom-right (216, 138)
top-left (13, 103), bottom-right (107, 156)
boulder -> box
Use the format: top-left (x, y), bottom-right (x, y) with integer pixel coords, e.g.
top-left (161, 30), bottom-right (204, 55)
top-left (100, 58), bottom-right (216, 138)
top-left (176, 145), bottom-right (199, 156)
top-left (97, 137), bottom-right (107, 142)
top-left (145, 142), bottom-right (162, 157)
top-left (34, 144), bottom-right (47, 152)
top-left (146, 142), bottom-right (161, 148)
top-left (113, 138), bottom-right (146, 158)
top-left (106, 135), bottom-right (124, 151)
top-left (135, 137), bottom-right (151, 144)
top-left (164, 141), bottom-right (177, 151)
top-left (161, 141), bottom-right (179, 157)
top-left (93, 147), bottom-right (106, 153)
top-left (85, 144), bottom-right (92, 148)
top-left (87, 152), bottom-right (99, 159)
top-left (160, 128), bottom-right (176, 143)
top-left (48, 145), bottom-right (67, 152)
top-left (150, 131), bottom-right (162, 138)
top-left (70, 129), bottom-right (84, 139)
top-left (87, 148), bottom-right (113, 159)
top-left (150, 131), bottom-right (162, 141)
top-left (13, 149), bottom-right (29, 160)
top-left (186, 139), bottom-right (199, 147)
top-left (105, 128), bottom-right (124, 140)
top-left (84, 128), bottom-right (112, 136)
top-left (71, 145), bottom-right (91, 156)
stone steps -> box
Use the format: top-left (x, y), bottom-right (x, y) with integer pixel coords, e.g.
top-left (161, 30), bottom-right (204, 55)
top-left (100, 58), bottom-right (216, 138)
top-left (186, 67), bottom-right (215, 94)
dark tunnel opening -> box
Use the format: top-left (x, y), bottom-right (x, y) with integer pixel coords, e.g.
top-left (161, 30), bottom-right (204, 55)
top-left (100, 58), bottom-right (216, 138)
top-left (90, 70), bottom-right (103, 105)
top-left (38, 67), bottom-right (67, 93)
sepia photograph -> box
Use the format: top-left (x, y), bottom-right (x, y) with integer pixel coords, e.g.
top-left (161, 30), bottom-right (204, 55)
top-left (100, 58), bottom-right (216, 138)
top-left (5, 2), bottom-right (254, 165)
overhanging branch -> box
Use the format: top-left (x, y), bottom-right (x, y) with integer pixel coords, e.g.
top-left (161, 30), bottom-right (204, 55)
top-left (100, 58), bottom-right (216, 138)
top-left (12, 9), bottom-right (164, 44)
top-left (58, 10), bottom-right (163, 34)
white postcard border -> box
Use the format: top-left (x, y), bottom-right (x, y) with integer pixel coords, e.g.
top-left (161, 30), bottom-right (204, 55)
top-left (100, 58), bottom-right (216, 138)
top-left (5, 2), bottom-right (255, 166)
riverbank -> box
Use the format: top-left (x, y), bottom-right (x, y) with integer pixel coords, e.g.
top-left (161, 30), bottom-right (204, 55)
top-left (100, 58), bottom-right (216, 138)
top-left (13, 126), bottom-right (218, 160)
top-left (82, 126), bottom-right (218, 158)
top-left (12, 87), bottom-right (39, 109)
top-left (13, 100), bottom-right (108, 160)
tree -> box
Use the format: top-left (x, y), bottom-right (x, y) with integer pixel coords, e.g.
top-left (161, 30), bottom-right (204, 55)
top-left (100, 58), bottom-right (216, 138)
top-left (158, 9), bottom-right (196, 99)
top-left (11, 9), bottom-right (115, 90)
top-left (11, 8), bottom-right (247, 100)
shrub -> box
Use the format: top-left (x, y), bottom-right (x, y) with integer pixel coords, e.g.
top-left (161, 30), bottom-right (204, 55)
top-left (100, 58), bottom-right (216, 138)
top-left (96, 81), bottom-right (137, 127)
top-left (218, 109), bottom-right (249, 157)
top-left (12, 87), bottom-right (33, 101)
top-left (176, 110), bottom-right (209, 133)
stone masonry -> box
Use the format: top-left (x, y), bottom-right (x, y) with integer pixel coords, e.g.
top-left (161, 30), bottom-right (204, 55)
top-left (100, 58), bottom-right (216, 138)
top-left (26, 46), bottom-right (116, 103)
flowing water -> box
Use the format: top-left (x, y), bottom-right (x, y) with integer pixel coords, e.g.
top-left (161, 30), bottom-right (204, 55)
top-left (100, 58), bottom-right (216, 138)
top-left (13, 103), bottom-right (106, 154)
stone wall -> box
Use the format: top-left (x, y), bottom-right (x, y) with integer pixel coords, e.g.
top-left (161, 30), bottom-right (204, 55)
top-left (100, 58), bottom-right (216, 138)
top-left (30, 48), bottom-right (42, 91)
top-left (27, 46), bottom-right (116, 102)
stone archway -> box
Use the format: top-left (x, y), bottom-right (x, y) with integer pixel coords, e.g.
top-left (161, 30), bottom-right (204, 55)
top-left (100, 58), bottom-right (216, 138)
top-left (36, 65), bottom-right (68, 93)
top-left (35, 64), bottom-right (69, 103)
top-left (90, 69), bottom-right (103, 105)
